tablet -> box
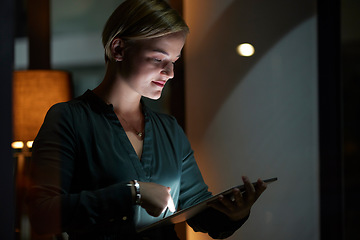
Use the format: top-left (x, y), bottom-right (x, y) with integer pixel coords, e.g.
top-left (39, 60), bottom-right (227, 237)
top-left (137, 177), bottom-right (278, 232)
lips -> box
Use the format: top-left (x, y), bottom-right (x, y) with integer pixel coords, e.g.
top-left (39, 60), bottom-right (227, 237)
top-left (152, 80), bottom-right (166, 88)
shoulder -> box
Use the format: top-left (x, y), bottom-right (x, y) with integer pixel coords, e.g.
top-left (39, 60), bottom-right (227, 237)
top-left (39, 102), bottom-right (75, 134)
top-left (43, 92), bottom-right (93, 130)
top-left (46, 102), bottom-right (72, 119)
top-left (46, 99), bottom-right (78, 119)
top-left (46, 91), bottom-right (96, 117)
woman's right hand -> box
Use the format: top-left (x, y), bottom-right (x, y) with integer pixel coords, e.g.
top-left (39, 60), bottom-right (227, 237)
top-left (135, 181), bottom-right (175, 217)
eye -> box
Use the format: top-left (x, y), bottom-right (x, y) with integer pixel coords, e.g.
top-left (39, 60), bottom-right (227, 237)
top-left (153, 58), bottom-right (162, 63)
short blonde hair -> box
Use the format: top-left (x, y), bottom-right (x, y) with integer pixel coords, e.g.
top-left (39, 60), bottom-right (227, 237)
top-left (102, 0), bottom-right (189, 62)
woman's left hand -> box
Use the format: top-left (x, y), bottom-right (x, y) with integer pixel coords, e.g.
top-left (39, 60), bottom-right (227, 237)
top-left (208, 176), bottom-right (267, 221)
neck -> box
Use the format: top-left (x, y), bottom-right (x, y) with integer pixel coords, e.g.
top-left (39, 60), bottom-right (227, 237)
top-left (93, 62), bottom-right (142, 115)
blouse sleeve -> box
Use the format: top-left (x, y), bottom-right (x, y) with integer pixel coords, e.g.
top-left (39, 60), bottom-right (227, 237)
top-left (27, 103), bottom-right (134, 235)
top-left (175, 123), bottom-right (248, 239)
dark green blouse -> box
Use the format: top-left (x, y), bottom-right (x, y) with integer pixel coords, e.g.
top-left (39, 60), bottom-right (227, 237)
top-left (27, 90), bottom-right (246, 239)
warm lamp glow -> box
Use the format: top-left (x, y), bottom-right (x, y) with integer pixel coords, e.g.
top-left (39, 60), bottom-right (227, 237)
top-left (26, 141), bottom-right (34, 148)
top-left (237, 43), bottom-right (255, 57)
top-left (12, 141), bottom-right (24, 149)
top-left (12, 70), bottom-right (72, 142)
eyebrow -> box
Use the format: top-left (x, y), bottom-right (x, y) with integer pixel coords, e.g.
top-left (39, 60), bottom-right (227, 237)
top-left (152, 49), bottom-right (181, 58)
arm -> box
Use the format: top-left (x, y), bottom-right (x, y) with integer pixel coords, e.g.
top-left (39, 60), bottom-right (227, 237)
top-left (27, 103), bottom-right (134, 235)
top-left (179, 150), bottom-right (247, 238)
top-left (176, 124), bottom-right (266, 238)
top-left (188, 177), bottom-right (267, 239)
top-left (208, 177), bottom-right (267, 221)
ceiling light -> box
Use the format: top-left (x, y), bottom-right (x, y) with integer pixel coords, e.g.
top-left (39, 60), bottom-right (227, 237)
top-left (237, 43), bottom-right (255, 57)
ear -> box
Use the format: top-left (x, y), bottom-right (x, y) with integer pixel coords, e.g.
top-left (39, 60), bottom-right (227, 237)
top-left (111, 38), bottom-right (125, 62)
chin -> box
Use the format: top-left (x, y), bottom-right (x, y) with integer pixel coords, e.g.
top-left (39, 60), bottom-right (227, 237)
top-left (144, 91), bottom-right (163, 100)
top-left (146, 95), bottom-right (162, 100)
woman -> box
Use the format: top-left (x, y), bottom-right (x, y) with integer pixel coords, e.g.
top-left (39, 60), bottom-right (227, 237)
top-left (27, 0), bottom-right (267, 239)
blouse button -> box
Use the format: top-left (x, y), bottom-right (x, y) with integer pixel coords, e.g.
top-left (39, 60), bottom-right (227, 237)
top-left (122, 216), bottom-right (127, 221)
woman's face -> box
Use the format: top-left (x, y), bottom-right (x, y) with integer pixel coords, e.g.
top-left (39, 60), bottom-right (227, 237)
top-left (119, 32), bottom-right (186, 100)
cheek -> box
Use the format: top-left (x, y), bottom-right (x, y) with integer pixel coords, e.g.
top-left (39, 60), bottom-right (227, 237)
top-left (131, 68), bottom-right (158, 88)
top-left (136, 63), bottom-right (160, 78)
top-left (130, 59), bottom-right (152, 74)
top-left (123, 57), bottom-right (161, 81)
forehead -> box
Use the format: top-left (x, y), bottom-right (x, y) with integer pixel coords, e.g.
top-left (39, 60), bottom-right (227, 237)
top-left (136, 32), bottom-right (186, 56)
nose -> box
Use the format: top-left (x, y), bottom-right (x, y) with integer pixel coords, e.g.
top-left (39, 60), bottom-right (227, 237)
top-left (161, 62), bottom-right (174, 79)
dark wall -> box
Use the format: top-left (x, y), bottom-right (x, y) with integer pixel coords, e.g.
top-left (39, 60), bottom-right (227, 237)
top-left (0, 0), bottom-right (15, 239)
top-left (318, 0), bottom-right (343, 239)
top-left (342, 1), bottom-right (360, 238)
